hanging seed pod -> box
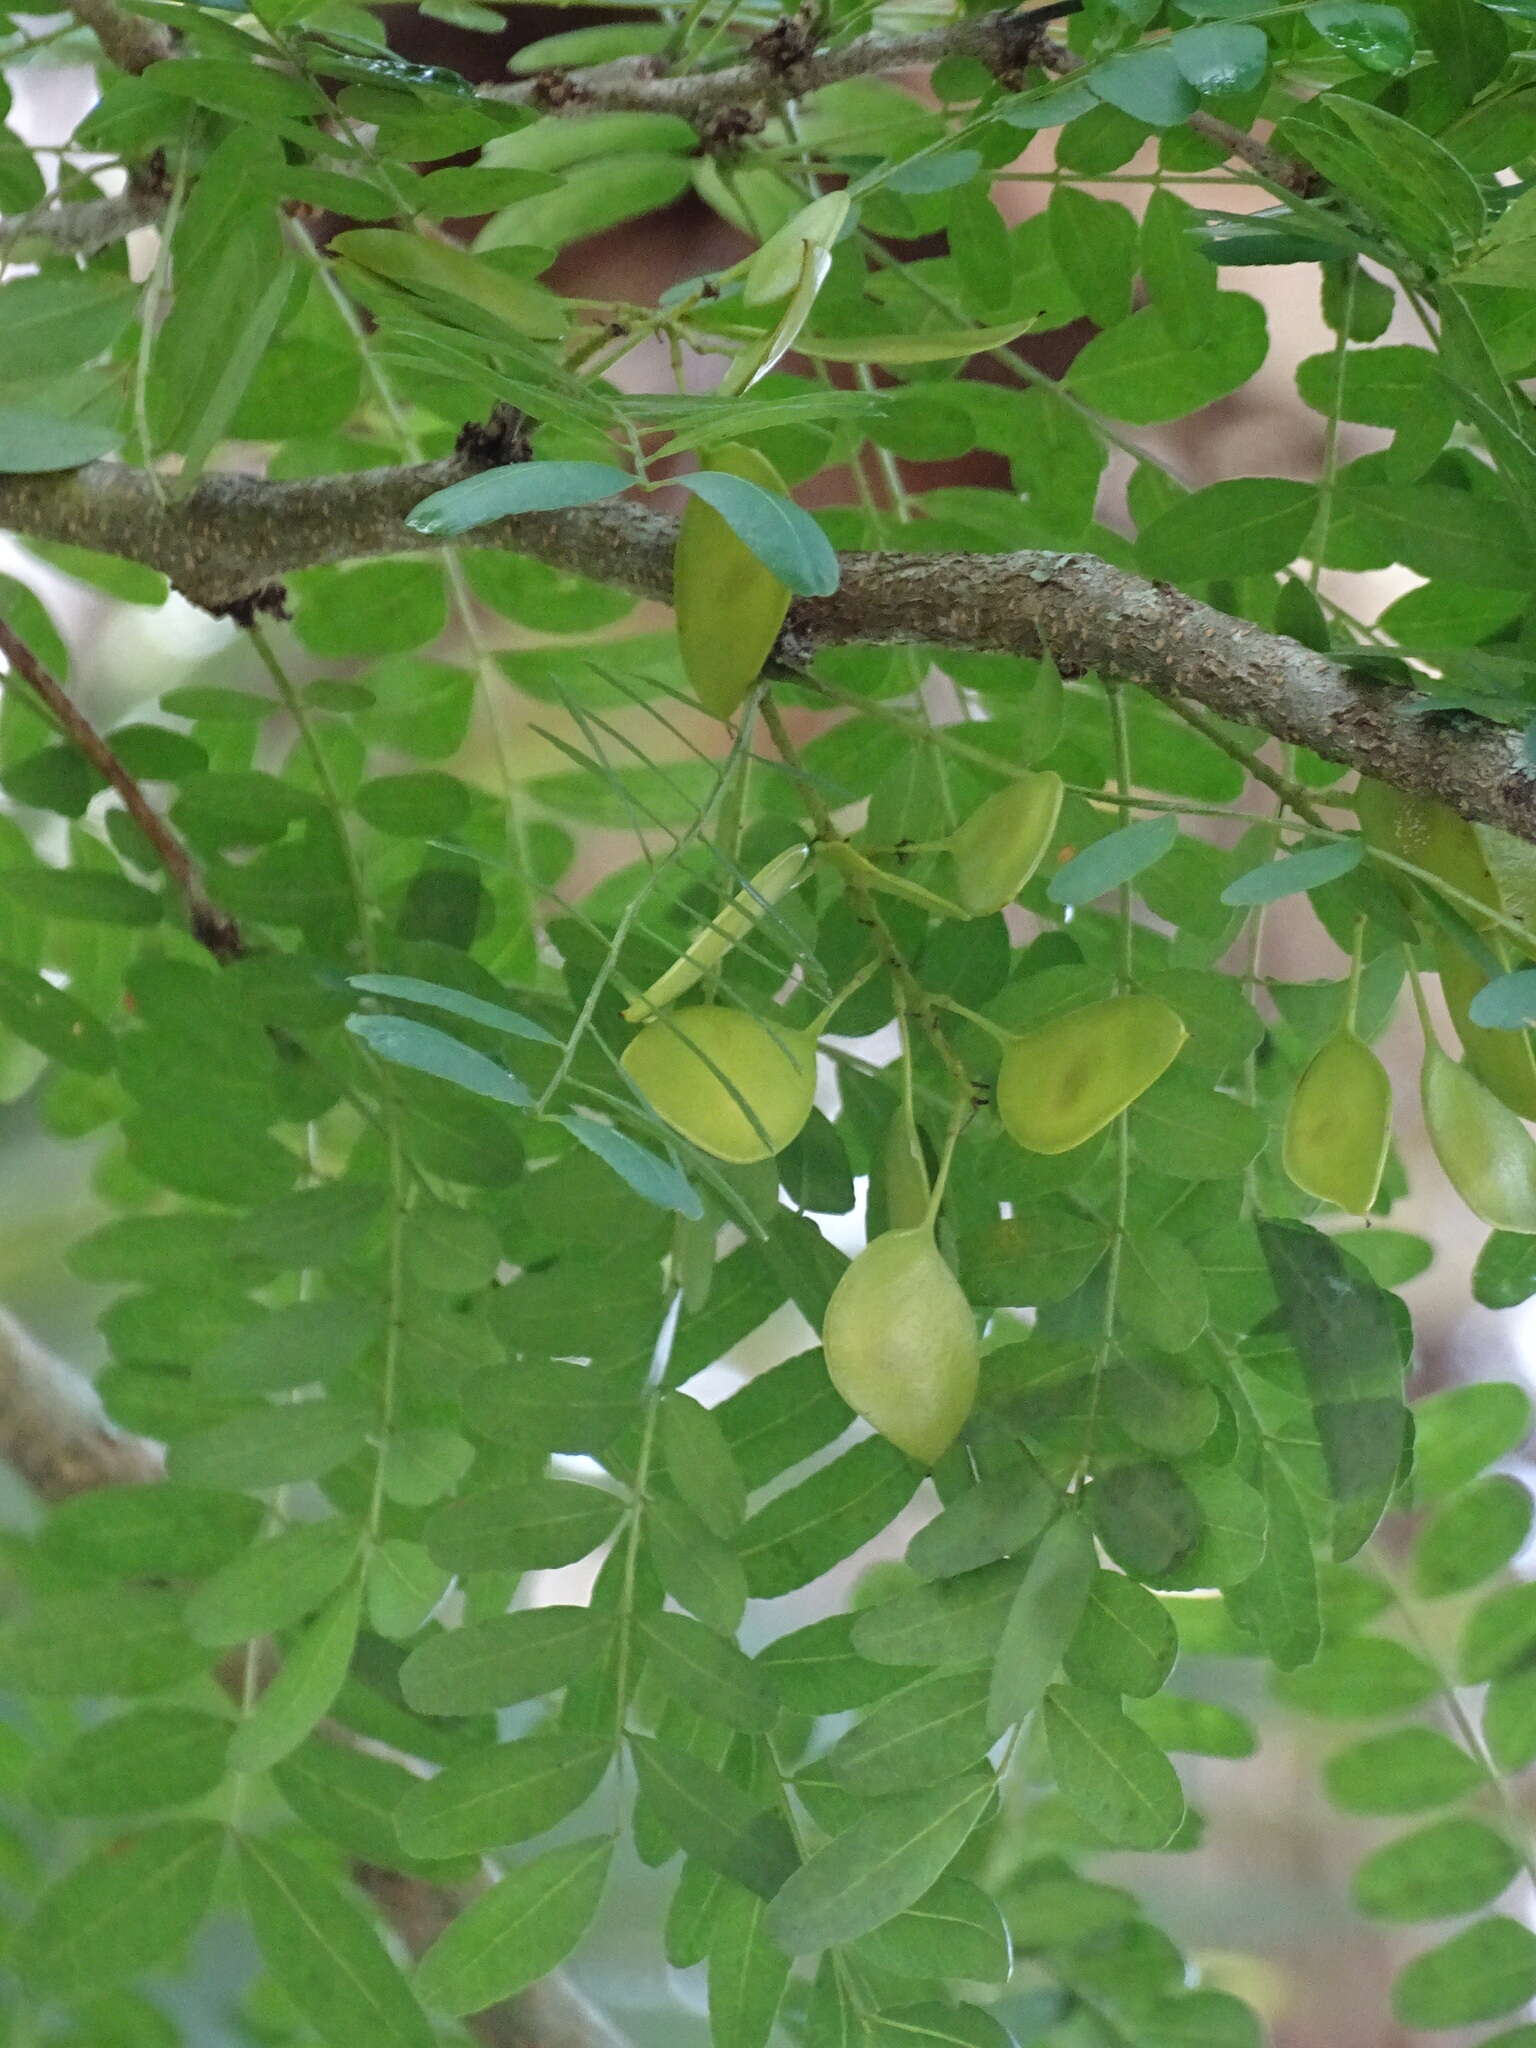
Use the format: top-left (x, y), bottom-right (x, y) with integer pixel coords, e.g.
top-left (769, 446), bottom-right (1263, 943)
top-left (674, 442), bottom-right (792, 720)
top-left (1422, 1043), bottom-right (1536, 1233)
top-left (1356, 780), bottom-right (1500, 925)
top-left (1283, 1030), bottom-right (1391, 1214)
top-left (1436, 941), bottom-right (1536, 1121)
top-left (996, 993), bottom-right (1186, 1155)
top-left (623, 844), bottom-right (810, 1022)
top-left (947, 771), bottom-right (1064, 917)
top-left (621, 1005), bottom-right (817, 1164)
top-left (822, 1225), bottom-right (979, 1464)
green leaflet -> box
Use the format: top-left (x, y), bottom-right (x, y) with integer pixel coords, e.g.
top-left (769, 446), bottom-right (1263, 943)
top-left (239, 1835), bottom-right (434, 2048)
top-left (1258, 1220), bottom-right (1410, 1559)
top-left (1041, 1685), bottom-right (1187, 1850)
top-left (414, 1837), bottom-right (612, 2016)
top-left (987, 1511), bottom-right (1096, 1734)
top-left (708, 1885), bottom-right (792, 2048)
top-left (396, 1734), bottom-right (610, 1858)
top-left (766, 1775), bottom-right (994, 1953)
top-left (228, 1578), bottom-right (362, 1774)
top-left (11, 1822), bottom-right (226, 1993)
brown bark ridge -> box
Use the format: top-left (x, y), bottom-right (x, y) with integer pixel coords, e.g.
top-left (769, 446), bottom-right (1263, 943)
top-left (2, 457), bottom-right (1531, 844)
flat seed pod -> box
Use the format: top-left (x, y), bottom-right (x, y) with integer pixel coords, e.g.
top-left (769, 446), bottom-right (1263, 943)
top-left (623, 844), bottom-right (809, 1022)
top-left (1438, 942), bottom-right (1536, 1120)
top-left (1422, 1044), bottom-right (1536, 1233)
top-left (1356, 779), bottom-right (1500, 924)
top-left (822, 1226), bottom-right (979, 1465)
top-left (947, 772), bottom-right (1064, 917)
top-left (996, 993), bottom-right (1187, 1155)
top-left (621, 1005), bottom-right (816, 1164)
top-left (1283, 1030), bottom-right (1391, 1214)
top-left (674, 443), bottom-right (792, 719)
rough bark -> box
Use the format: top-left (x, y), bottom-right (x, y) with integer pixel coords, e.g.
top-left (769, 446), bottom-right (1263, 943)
top-left (1, 457), bottom-right (1529, 843)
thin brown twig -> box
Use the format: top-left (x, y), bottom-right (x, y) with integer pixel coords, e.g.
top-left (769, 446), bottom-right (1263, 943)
top-left (0, 618), bottom-right (244, 962)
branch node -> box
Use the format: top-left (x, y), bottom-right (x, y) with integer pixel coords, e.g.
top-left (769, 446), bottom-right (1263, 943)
top-left (529, 68), bottom-right (590, 110)
top-left (210, 583), bottom-right (290, 628)
top-left (750, 3), bottom-right (822, 79)
top-left (454, 403), bottom-right (533, 471)
top-left (698, 105), bottom-right (766, 154)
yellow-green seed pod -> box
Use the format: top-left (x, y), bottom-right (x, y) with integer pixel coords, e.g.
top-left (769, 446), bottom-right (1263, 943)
top-left (996, 993), bottom-right (1187, 1155)
top-left (822, 1225), bottom-right (978, 1464)
top-left (1436, 941), bottom-right (1536, 1121)
top-left (1283, 1030), bottom-right (1391, 1214)
top-left (879, 1108), bottom-right (931, 1233)
top-left (675, 442), bottom-right (792, 720)
top-left (743, 191), bottom-right (850, 307)
top-left (621, 1005), bottom-right (816, 1164)
top-left (1356, 780), bottom-right (1500, 927)
top-left (623, 844), bottom-right (810, 1022)
top-left (947, 771), bottom-right (1064, 918)
top-left (1422, 1043), bottom-right (1536, 1233)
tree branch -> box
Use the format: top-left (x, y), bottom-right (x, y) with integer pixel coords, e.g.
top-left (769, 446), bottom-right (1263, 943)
top-left (0, 1309), bottom-right (161, 1499)
top-left (0, 1312), bottom-right (624, 2048)
top-left (484, 3), bottom-right (1315, 195)
top-left (1, 455), bottom-right (1530, 842)
top-left (0, 177), bottom-right (166, 260)
top-left (0, 618), bottom-right (245, 961)
top-left (67, 0), bottom-right (173, 74)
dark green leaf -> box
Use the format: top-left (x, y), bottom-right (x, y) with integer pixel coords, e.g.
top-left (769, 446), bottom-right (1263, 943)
top-left (11, 1822), bottom-right (225, 1994)
top-left (396, 1734), bottom-right (609, 1858)
top-left (1042, 1685), bottom-right (1186, 1849)
top-left (401, 1608), bottom-right (615, 1715)
top-left (413, 1837), bottom-right (611, 2016)
top-left (239, 1834), bottom-right (434, 2048)
top-left (766, 1775), bottom-right (994, 1953)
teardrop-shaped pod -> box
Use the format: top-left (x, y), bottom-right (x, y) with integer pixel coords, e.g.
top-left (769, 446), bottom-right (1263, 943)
top-left (947, 771), bottom-right (1065, 917)
top-left (624, 844), bottom-right (809, 1022)
top-left (1283, 1030), bottom-right (1391, 1214)
top-left (621, 1005), bottom-right (816, 1164)
top-left (674, 442), bottom-right (792, 720)
top-left (996, 993), bottom-right (1187, 1155)
top-left (1356, 780), bottom-right (1500, 925)
top-left (1437, 941), bottom-right (1536, 1120)
top-left (1422, 1043), bottom-right (1536, 1233)
top-left (743, 191), bottom-right (849, 307)
top-left (822, 1226), bottom-right (979, 1464)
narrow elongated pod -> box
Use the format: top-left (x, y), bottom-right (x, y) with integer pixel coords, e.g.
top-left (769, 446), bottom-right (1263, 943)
top-left (621, 1006), bottom-right (816, 1164)
top-left (623, 844), bottom-right (810, 1022)
top-left (822, 1226), bottom-right (979, 1464)
top-left (996, 994), bottom-right (1186, 1155)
